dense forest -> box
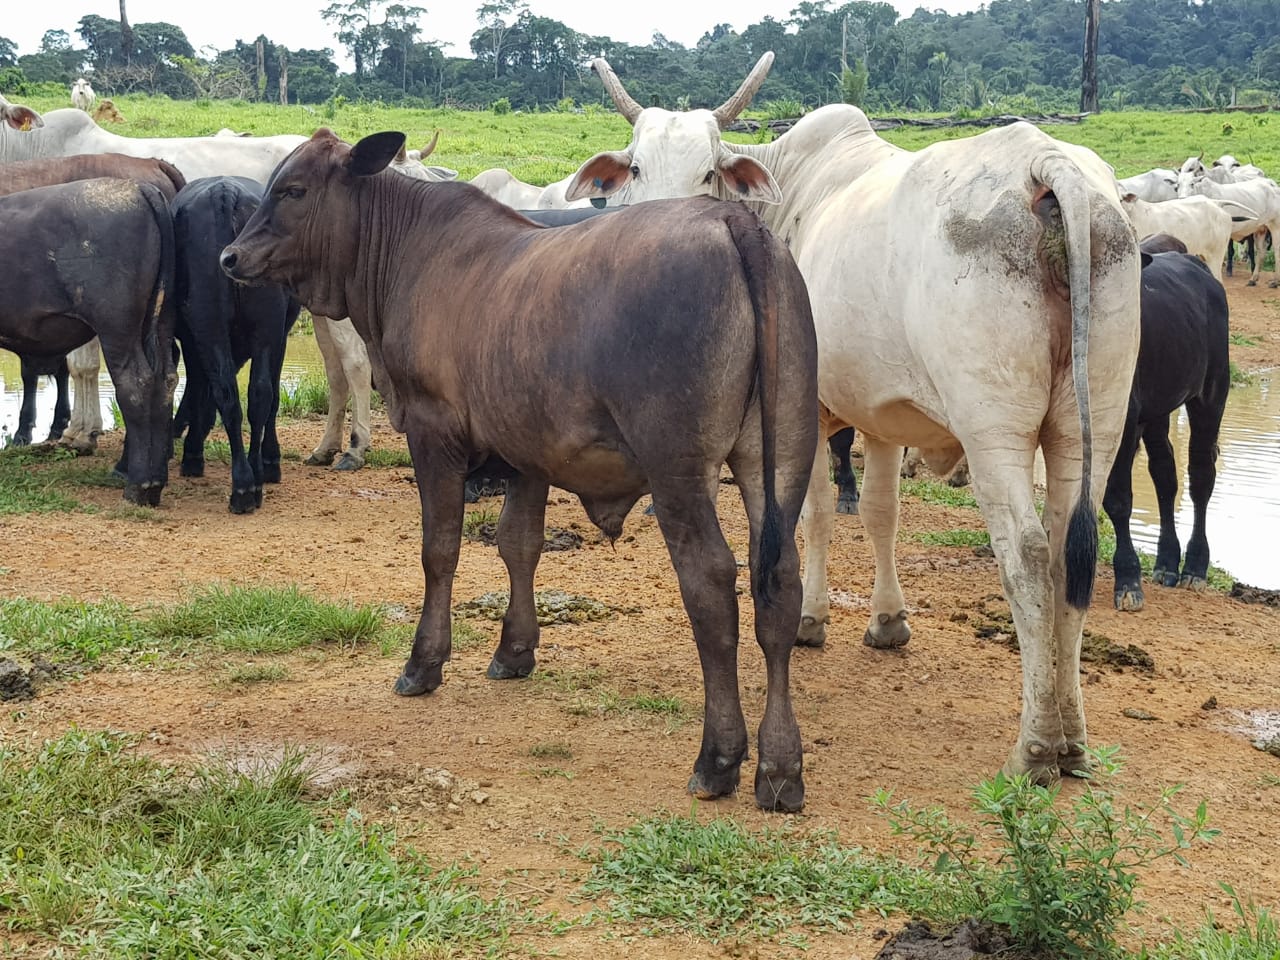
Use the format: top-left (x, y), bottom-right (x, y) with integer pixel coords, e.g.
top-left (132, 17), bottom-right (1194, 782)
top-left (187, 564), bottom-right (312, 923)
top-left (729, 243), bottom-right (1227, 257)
top-left (1, 0), bottom-right (1277, 113)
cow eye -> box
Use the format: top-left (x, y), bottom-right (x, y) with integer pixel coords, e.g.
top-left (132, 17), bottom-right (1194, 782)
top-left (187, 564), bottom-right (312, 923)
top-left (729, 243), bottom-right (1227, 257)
top-left (629, 163), bottom-right (640, 178)
top-left (703, 170), bottom-right (715, 184)
top-left (282, 185), bottom-right (306, 200)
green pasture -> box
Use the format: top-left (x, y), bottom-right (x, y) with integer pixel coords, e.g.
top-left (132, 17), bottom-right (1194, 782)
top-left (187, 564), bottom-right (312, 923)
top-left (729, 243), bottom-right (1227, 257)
top-left (15, 89), bottom-right (1276, 184)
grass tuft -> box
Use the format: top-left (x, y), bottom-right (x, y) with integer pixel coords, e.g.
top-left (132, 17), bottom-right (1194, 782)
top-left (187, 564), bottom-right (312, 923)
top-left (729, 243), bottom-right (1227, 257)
top-left (278, 372), bottom-right (331, 418)
top-left (900, 477), bottom-right (979, 509)
top-left (909, 529), bottom-right (991, 547)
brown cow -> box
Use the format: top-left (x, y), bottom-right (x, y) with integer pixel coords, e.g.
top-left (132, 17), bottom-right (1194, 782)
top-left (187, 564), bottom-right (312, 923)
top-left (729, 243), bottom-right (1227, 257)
top-left (0, 154), bottom-right (186, 450)
top-left (222, 129), bottom-right (819, 811)
top-left (0, 178), bottom-right (177, 504)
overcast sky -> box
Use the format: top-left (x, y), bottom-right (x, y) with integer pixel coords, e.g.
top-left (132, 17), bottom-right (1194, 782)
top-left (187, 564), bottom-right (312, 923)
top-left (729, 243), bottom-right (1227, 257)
top-left (5, 0), bottom-right (985, 68)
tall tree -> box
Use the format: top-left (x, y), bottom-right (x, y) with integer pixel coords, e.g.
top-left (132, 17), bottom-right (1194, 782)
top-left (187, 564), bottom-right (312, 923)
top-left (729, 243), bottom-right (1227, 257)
top-left (119, 0), bottom-right (134, 66)
top-left (475, 0), bottom-right (527, 79)
top-left (322, 0), bottom-right (382, 79)
top-left (1080, 0), bottom-right (1100, 111)
top-left (381, 3), bottom-right (426, 91)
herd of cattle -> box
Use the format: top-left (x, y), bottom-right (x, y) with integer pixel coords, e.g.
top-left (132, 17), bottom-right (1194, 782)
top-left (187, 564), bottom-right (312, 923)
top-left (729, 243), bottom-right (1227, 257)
top-left (0, 53), bottom-right (1259, 809)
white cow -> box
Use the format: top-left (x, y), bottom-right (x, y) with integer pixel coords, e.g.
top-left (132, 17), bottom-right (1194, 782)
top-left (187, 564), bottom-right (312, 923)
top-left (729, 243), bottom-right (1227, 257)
top-left (569, 62), bottom-right (1143, 783)
top-left (1119, 193), bottom-right (1258, 282)
top-left (1178, 174), bottom-right (1280, 285)
top-left (469, 168), bottom-right (544, 208)
top-left (1116, 168), bottom-right (1177, 203)
top-left (70, 78), bottom-right (96, 112)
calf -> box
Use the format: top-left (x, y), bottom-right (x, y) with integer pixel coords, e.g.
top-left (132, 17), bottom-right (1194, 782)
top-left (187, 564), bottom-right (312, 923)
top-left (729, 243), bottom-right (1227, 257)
top-left (223, 129), bottom-right (819, 811)
top-left (0, 178), bottom-right (176, 504)
top-left (171, 176), bottom-right (300, 512)
top-left (1104, 239), bottom-right (1230, 611)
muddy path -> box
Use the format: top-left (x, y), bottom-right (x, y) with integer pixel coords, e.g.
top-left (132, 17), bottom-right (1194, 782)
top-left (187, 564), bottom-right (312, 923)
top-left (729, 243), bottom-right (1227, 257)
top-left (1, 275), bottom-right (1278, 958)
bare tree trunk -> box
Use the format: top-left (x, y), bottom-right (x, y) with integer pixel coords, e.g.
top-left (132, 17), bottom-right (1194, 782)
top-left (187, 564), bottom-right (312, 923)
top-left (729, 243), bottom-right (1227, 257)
top-left (119, 0), bottom-right (134, 67)
top-left (255, 38), bottom-right (266, 100)
top-left (278, 49), bottom-right (288, 106)
top-left (1080, 0), bottom-right (1100, 112)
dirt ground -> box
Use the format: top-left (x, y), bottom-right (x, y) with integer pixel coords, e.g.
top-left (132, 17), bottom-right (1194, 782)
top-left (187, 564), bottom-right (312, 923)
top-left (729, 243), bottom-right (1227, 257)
top-left (1, 275), bottom-right (1278, 958)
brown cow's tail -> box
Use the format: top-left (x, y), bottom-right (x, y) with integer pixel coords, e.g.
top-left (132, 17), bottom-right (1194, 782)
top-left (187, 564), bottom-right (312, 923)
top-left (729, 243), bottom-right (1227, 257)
top-left (157, 158), bottom-right (187, 195)
top-left (725, 208), bottom-right (783, 607)
top-left (1032, 152), bottom-right (1098, 610)
top-left (137, 182), bottom-right (178, 387)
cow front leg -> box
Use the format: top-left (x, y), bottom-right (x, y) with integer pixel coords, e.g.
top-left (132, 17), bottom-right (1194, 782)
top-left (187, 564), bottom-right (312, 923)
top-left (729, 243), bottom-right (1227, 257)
top-left (14, 356), bottom-right (40, 446)
top-left (396, 436), bottom-right (466, 696)
top-left (1101, 413), bottom-right (1143, 610)
top-left (798, 437), bottom-right (834, 646)
top-left (48, 359), bottom-right (70, 442)
top-left (828, 426), bottom-right (860, 514)
top-left (861, 437), bottom-right (910, 648)
top-left (336, 319), bottom-right (373, 470)
top-left (651, 479), bottom-right (748, 803)
top-left (488, 474), bottom-right (549, 680)
top-left (1142, 415), bottom-right (1182, 586)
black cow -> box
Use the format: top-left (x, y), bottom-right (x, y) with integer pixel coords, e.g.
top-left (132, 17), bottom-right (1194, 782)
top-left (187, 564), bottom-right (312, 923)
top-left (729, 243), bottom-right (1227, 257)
top-left (827, 427), bottom-right (859, 514)
top-left (0, 178), bottom-right (176, 504)
top-left (1103, 238), bottom-right (1230, 611)
top-left (171, 177), bottom-right (300, 513)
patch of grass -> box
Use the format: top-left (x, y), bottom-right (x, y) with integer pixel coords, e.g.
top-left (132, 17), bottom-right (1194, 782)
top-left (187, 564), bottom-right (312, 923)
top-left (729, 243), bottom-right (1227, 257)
top-left (575, 811), bottom-right (935, 942)
top-left (0, 585), bottom-right (402, 664)
top-left (0, 446), bottom-right (84, 514)
top-left (1229, 332), bottom-right (1261, 347)
top-left (900, 477), bottom-right (979, 509)
top-left (462, 508), bottom-right (500, 539)
top-left (226, 662), bottom-right (289, 685)
top-left (909, 529), bottom-right (991, 547)
top-left (1146, 886), bottom-right (1279, 960)
top-left (0, 730), bottom-right (521, 957)
top-left (1258, 773), bottom-right (1280, 789)
top-left (104, 504), bottom-right (166, 523)
top-left (364, 447), bottom-right (414, 468)
top-left (1229, 361), bottom-right (1253, 387)
top-left (450, 618), bottom-right (489, 651)
top-left (532, 766), bottom-right (575, 780)
top-left (278, 372), bottom-right (331, 418)
top-left (529, 742), bottom-right (573, 760)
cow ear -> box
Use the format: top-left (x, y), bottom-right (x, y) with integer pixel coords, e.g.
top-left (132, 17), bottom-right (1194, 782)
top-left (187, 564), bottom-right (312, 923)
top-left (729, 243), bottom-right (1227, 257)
top-left (1, 104), bottom-right (43, 131)
top-left (1121, 192), bottom-right (1137, 204)
top-left (565, 151), bottom-right (633, 201)
top-left (347, 131), bottom-right (407, 177)
top-left (1140, 251), bottom-right (1153, 269)
top-left (718, 155), bottom-right (782, 203)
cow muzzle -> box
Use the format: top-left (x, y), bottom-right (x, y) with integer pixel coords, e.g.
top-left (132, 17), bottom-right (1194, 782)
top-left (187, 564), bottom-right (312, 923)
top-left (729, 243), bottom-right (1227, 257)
top-left (219, 246), bottom-right (259, 283)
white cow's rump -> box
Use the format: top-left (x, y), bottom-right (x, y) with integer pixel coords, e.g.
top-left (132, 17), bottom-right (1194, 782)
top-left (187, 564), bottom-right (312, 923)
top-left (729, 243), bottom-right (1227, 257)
top-left (572, 75), bottom-right (1143, 783)
top-left (1120, 193), bottom-right (1256, 282)
top-left (1178, 175), bottom-right (1280, 286)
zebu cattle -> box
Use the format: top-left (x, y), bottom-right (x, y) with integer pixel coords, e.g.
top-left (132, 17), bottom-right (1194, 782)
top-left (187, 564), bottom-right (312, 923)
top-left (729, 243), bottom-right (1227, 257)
top-left (0, 179), bottom-right (176, 504)
top-left (71, 79), bottom-right (96, 112)
top-left (571, 63), bottom-right (1143, 782)
top-left (0, 154), bottom-right (187, 451)
top-left (172, 177), bottom-right (301, 512)
top-left (469, 168), bottom-right (544, 209)
top-left (1119, 192), bottom-right (1256, 282)
top-left (0, 95), bottom-right (41, 131)
top-left (1178, 175), bottom-right (1280, 286)
top-left (1105, 238), bottom-right (1229, 611)
top-left (1116, 168), bottom-right (1178, 203)
top-left (222, 129), bottom-right (819, 810)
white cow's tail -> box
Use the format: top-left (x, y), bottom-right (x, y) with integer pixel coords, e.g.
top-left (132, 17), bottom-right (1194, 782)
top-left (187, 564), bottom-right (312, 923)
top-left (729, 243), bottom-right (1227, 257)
top-left (1032, 153), bottom-right (1098, 610)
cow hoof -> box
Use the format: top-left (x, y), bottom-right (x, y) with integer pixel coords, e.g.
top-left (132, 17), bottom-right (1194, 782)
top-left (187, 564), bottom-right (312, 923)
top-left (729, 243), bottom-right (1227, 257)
top-left (47, 428), bottom-right (66, 442)
top-left (687, 764), bottom-right (742, 802)
top-left (305, 450), bottom-right (337, 467)
top-left (1179, 574), bottom-right (1208, 592)
top-left (796, 614), bottom-right (828, 647)
top-left (486, 653), bottom-right (535, 680)
top-left (947, 470), bottom-right (970, 488)
top-left (1270, 280), bottom-right (1280, 288)
top-left (1154, 567), bottom-right (1179, 588)
top-left (1058, 743), bottom-right (1091, 778)
top-left (863, 610), bottom-right (910, 649)
top-left (229, 490), bottom-right (258, 514)
top-left (394, 663), bottom-right (442, 696)
top-left (9, 435), bottom-right (31, 447)
top-left (1005, 741), bottom-right (1060, 786)
top-left (333, 452), bottom-right (364, 471)
top-left (835, 494), bottom-right (859, 515)
top-left (754, 760), bottom-right (804, 813)
top-left (123, 483), bottom-right (162, 508)
top-left (181, 462), bottom-right (205, 478)
top-left (263, 463), bottom-right (282, 484)
top-left (1246, 279), bottom-right (1258, 287)
top-left (1114, 586), bottom-right (1145, 612)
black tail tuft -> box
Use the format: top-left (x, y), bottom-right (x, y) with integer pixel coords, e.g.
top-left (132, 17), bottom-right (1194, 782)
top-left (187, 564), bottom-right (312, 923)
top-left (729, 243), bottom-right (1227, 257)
top-left (1065, 495), bottom-right (1098, 609)
top-left (753, 506), bottom-right (783, 607)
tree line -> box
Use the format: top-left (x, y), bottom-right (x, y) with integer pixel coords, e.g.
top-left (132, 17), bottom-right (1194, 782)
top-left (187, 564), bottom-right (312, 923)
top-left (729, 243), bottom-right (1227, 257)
top-left (1, 0), bottom-right (1278, 113)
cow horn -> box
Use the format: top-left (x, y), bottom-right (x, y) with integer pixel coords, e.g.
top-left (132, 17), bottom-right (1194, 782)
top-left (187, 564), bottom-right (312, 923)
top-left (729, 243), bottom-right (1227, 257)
top-left (1197, 150), bottom-right (1204, 161)
top-left (712, 52), bottom-right (776, 129)
top-left (420, 129), bottom-right (440, 158)
top-left (591, 57), bottom-right (643, 125)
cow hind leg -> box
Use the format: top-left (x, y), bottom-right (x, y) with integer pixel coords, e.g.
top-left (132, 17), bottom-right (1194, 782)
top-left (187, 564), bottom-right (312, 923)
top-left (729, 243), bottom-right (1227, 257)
top-left (797, 439), bottom-right (834, 646)
top-left (306, 315), bottom-right (349, 467)
top-left (649, 480), bottom-right (749, 804)
top-left (336, 322), bottom-right (373, 471)
top-left (1101, 413), bottom-right (1144, 611)
top-left (14, 357), bottom-right (40, 446)
top-left (48, 360), bottom-right (70, 442)
top-left (828, 426), bottom-right (860, 514)
top-left (1180, 395), bottom-right (1224, 590)
top-left (396, 440), bottom-right (466, 697)
top-left (860, 438), bottom-right (911, 649)
top-left (1142, 414), bottom-right (1182, 587)
top-left (487, 474), bottom-right (549, 680)
top-left (63, 338), bottom-right (103, 454)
